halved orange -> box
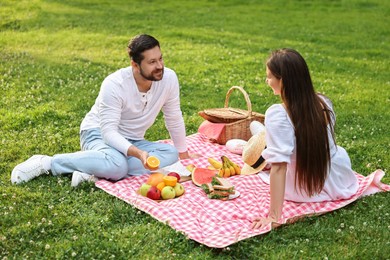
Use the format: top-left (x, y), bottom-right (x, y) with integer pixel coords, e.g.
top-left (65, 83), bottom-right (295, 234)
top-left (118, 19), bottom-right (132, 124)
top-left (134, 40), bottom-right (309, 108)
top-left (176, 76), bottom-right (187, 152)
top-left (146, 156), bottom-right (160, 170)
top-left (163, 176), bottom-right (177, 187)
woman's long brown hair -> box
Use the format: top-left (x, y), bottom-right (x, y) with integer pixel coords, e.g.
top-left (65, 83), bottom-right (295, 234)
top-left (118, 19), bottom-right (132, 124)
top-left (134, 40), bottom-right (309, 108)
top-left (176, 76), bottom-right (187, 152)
top-left (266, 49), bottom-right (335, 196)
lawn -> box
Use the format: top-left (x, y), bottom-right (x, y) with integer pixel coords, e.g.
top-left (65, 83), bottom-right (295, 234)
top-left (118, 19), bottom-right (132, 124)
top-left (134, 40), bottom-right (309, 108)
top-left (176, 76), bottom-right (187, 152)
top-left (1, 0), bottom-right (389, 258)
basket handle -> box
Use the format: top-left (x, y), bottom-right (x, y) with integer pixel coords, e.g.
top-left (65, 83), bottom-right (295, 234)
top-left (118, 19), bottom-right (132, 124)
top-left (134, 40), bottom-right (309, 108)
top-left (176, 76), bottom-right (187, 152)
top-left (224, 86), bottom-right (252, 116)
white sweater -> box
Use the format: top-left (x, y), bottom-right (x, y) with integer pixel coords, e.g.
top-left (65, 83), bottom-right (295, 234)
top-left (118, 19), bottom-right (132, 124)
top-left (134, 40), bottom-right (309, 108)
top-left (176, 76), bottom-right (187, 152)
top-left (80, 67), bottom-right (187, 156)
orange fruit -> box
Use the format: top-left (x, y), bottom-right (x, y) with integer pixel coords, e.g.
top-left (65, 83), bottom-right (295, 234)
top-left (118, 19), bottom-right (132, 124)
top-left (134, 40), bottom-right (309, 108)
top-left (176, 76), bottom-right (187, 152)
top-left (146, 172), bottom-right (164, 187)
top-left (146, 156), bottom-right (160, 170)
top-left (156, 181), bottom-right (166, 191)
top-left (163, 176), bottom-right (177, 187)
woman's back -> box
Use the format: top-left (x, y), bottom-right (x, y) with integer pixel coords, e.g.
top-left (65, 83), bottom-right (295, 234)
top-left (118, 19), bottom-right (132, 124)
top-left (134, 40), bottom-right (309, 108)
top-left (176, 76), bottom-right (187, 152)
top-left (262, 97), bottom-right (359, 202)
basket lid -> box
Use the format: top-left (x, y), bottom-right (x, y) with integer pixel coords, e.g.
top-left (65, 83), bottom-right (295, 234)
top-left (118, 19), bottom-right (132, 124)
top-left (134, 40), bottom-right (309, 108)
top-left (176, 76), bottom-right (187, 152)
top-left (203, 107), bottom-right (249, 120)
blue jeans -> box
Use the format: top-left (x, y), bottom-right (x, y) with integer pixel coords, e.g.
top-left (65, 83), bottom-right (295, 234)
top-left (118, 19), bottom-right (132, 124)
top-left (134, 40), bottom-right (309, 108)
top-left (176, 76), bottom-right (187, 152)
top-left (51, 128), bottom-right (179, 180)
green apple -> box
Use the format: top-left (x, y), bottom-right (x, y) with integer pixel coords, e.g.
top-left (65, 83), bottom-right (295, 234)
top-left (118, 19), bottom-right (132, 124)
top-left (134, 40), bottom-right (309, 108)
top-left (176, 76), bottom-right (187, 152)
top-left (161, 186), bottom-right (176, 200)
top-left (173, 183), bottom-right (185, 197)
top-left (139, 183), bottom-right (151, 197)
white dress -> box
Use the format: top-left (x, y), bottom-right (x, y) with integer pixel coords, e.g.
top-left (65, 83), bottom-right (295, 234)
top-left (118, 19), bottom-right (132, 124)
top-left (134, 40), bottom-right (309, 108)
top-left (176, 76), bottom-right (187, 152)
top-left (261, 98), bottom-right (359, 202)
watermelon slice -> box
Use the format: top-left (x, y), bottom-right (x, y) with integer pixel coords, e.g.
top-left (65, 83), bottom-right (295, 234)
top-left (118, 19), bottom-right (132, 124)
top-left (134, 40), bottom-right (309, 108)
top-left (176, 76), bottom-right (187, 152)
top-left (191, 168), bottom-right (219, 186)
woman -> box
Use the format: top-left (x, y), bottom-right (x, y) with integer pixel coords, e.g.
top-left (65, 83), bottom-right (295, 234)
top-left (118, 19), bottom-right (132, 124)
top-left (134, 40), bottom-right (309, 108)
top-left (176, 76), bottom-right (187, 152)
top-left (251, 49), bottom-right (359, 229)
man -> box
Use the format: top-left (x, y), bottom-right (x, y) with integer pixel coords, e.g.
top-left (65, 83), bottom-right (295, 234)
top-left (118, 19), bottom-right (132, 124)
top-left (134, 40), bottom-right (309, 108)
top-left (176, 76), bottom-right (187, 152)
top-left (11, 34), bottom-right (190, 187)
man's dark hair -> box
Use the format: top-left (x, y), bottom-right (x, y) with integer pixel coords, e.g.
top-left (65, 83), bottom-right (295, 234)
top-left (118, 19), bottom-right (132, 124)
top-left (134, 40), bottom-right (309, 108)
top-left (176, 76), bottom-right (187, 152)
top-left (127, 34), bottom-right (160, 64)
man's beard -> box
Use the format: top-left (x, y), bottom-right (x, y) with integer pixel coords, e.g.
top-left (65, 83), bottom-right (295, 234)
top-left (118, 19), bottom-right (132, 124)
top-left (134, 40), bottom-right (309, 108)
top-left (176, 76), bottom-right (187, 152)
top-left (140, 67), bottom-right (164, 81)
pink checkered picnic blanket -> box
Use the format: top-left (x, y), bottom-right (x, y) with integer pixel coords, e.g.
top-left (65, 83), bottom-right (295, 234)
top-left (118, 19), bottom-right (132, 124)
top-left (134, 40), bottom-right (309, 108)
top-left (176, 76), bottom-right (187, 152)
top-left (95, 133), bottom-right (390, 248)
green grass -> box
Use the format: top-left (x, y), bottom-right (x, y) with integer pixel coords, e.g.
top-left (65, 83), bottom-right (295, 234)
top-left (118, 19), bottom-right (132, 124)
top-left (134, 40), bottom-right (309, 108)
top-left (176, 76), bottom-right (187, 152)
top-left (1, 0), bottom-right (389, 258)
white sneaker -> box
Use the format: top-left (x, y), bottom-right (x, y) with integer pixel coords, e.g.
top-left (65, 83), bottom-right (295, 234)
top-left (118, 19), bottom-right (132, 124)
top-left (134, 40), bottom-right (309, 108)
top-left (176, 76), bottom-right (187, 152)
top-left (11, 155), bottom-right (50, 184)
top-left (71, 171), bottom-right (98, 187)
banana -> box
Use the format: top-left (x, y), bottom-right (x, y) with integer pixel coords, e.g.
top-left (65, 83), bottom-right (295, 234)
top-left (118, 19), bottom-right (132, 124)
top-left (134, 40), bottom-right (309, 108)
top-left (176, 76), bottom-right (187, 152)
top-left (221, 157), bottom-right (231, 178)
top-left (223, 155), bottom-right (241, 175)
top-left (224, 167), bottom-right (231, 178)
top-left (208, 157), bottom-right (222, 169)
top-left (229, 161), bottom-right (235, 176)
top-left (221, 155), bottom-right (235, 176)
top-left (218, 168), bottom-right (224, 177)
top-left (232, 163), bottom-right (241, 175)
top-left (230, 156), bottom-right (241, 174)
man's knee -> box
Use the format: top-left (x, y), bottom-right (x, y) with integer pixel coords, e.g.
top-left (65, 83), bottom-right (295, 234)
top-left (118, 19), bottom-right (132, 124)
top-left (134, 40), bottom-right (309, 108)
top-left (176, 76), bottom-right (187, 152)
top-left (156, 144), bottom-right (179, 168)
top-left (165, 144), bottom-right (179, 157)
top-left (97, 154), bottom-right (128, 181)
top-left (161, 144), bottom-right (179, 162)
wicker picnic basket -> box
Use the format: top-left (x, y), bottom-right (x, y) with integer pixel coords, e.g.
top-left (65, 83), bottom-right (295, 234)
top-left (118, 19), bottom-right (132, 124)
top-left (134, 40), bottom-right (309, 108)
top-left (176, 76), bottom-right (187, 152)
top-left (198, 86), bottom-right (265, 144)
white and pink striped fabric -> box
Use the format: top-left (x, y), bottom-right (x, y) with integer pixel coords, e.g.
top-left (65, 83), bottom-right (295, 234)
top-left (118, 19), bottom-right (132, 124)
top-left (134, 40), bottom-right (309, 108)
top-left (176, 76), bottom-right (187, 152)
top-left (95, 134), bottom-right (389, 248)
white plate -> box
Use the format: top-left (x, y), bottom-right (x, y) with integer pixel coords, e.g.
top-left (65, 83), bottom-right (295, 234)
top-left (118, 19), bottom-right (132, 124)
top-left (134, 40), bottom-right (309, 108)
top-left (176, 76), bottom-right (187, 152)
top-left (229, 191), bottom-right (240, 200)
top-left (160, 161), bottom-right (191, 176)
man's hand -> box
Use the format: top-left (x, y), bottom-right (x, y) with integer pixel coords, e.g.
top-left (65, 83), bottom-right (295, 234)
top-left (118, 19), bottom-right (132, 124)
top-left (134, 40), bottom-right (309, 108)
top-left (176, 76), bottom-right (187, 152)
top-left (127, 145), bottom-right (149, 167)
top-left (139, 151), bottom-right (149, 168)
top-left (178, 151), bottom-right (190, 160)
top-left (179, 151), bottom-right (202, 160)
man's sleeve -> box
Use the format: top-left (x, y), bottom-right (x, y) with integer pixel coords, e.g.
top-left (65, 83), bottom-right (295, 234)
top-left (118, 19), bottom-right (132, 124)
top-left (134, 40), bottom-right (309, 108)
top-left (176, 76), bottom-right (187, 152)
top-left (161, 72), bottom-right (187, 153)
top-left (99, 78), bottom-right (132, 156)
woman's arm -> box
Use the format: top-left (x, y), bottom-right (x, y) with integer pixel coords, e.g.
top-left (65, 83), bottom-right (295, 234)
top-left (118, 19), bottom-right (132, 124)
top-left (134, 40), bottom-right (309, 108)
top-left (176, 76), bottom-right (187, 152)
top-left (251, 162), bottom-right (287, 229)
top-left (268, 162), bottom-right (287, 220)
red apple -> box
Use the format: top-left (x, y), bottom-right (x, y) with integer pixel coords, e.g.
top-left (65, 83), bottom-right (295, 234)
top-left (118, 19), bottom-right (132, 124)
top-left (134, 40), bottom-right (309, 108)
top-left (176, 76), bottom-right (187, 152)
top-left (146, 186), bottom-right (161, 200)
top-left (167, 172), bottom-right (180, 182)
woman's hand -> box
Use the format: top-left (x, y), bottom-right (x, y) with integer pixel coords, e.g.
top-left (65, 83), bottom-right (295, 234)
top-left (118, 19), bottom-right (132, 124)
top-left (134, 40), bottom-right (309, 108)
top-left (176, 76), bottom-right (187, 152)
top-left (251, 216), bottom-right (276, 229)
top-left (251, 163), bottom-right (287, 229)
top-left (251, 216), bottom-right (281, 229)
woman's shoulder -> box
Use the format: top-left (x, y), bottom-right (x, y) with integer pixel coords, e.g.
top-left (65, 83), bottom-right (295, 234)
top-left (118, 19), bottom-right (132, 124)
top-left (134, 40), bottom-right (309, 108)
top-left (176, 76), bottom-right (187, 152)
top-left (264, 103), bottom-right (293, 128)
top-left (265, 103), bottom-right (288, 118)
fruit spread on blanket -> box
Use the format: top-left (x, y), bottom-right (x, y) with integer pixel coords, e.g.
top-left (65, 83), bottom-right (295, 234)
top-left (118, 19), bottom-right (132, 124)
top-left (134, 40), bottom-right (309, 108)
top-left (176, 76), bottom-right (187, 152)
top-left (139, 172), bottom-right (185, 200)
top-left (188, 155), bottom-right (240, 200)
top-left (187, 155), bottom-right (242, 181)
top-left (201, 176), bottom-right (237, 201)
top-left (209, 155), bottom-right (241, 177)
top-left (191, 167), bottom-right (219, 186)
